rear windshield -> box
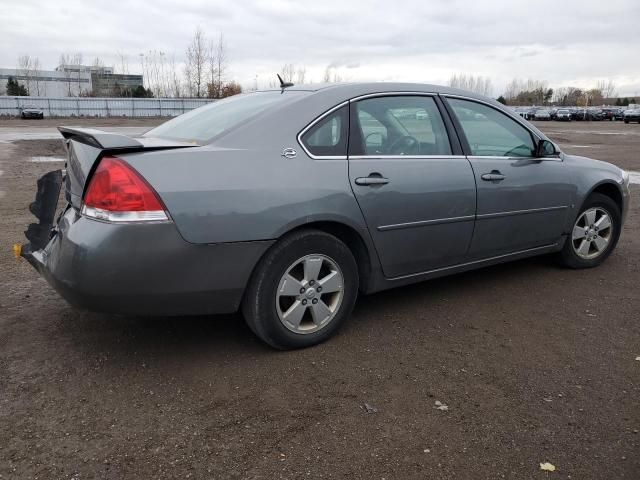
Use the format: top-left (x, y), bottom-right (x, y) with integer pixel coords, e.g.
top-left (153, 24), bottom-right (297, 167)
top-left (144, 91), bottom-right (306, 143)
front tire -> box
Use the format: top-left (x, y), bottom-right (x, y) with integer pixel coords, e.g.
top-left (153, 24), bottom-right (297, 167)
top-left (559, 193), bottom-right (621, 269)
top-left (242, 230), bottom-right (359, 349)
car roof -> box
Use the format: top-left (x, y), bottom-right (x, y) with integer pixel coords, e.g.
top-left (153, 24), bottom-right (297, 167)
top-left (260, 82), bottom-right (493, 102)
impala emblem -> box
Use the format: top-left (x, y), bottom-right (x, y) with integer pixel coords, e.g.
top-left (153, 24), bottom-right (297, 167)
top-left (282, 147), bottom-right (297, 159)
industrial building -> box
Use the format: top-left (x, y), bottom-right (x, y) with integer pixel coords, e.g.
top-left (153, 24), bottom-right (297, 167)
top-left (0, 64), bottom-right (143, 97)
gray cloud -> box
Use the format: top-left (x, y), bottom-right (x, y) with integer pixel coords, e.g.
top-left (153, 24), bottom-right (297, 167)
top-left (1, 0), bottom-right (639, 95)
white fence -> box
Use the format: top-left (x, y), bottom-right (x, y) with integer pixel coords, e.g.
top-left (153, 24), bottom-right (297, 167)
top-left (0, 96), bottom-right (215, 118)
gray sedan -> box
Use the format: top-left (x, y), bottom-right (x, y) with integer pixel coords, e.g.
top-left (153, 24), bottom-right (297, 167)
top-left (19, 104), bottom-right (44, 119)
top-left (20, 83), bottom-right (631, 349)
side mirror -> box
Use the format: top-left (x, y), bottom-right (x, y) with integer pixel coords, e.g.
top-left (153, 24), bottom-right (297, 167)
top-left (535, 139), bottom-right (557, 157)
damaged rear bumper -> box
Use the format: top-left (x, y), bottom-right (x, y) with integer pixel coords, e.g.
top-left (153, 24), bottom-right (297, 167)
top-left (22, 170), bottom-right (273, 316)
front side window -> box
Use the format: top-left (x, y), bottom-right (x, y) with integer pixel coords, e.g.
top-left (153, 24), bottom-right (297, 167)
top-left (447, 98), bottom-right (535, 157)
top-left (350, 96), bottom-right (452, 156)
top-left (300, 105), bottom-right (348, 157)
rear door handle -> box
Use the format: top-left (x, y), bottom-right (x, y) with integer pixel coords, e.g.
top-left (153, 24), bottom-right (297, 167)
top-left (481, 171), bottom-right (505, 181)
top-left (355, 175), bottom-right (389, 186)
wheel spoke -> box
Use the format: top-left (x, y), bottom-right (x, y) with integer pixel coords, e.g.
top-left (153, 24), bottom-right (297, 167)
top-left (593, 235), bottom-right (609, 252)
top-left (572, 225), bottom-right (587, 241)
top-left (310, 300), bottom-right (332, 325)
top-left (584, 209), bottom-right (596, 226)
top-left (577, 239), bottom-right (591, 256)
top-left (318, 270), bottom-right (342, 293)
top-left (282, 300), bottom-right (306, 328)
top-left (278, 274), bottom-right (304, 297)
top-left (595, 214), bottom-right (611, 231)
top-left (303, 257), bottom-right (323, 282)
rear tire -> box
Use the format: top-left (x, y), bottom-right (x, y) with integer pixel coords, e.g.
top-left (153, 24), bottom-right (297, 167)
top-left (558, 193), bottom-right (621, 269)
top-left (242, 229), bottom-right (359, 349)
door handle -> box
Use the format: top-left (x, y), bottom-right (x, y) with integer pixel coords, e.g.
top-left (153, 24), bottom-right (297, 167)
top-left (481, 170), bottom-right (505, 181)
top-left (355, 175), bottom-right (390, 186)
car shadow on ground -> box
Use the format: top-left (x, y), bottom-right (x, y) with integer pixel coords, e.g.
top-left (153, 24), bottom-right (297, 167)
top-left (53, 254), bottom-right (560, 363)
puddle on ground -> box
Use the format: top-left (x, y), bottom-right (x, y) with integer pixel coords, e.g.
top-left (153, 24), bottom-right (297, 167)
top-left (30, 156), bottom-right (65, 163)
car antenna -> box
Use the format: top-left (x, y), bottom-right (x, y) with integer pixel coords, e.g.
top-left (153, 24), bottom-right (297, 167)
top-left (277, 74), bottom-right (294, 91)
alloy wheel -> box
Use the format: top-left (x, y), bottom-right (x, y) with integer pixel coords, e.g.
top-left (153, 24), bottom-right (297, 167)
top-left (571, 207), bottom-right (613, 260)
top-left (275, 254), bottom-right (344, 334)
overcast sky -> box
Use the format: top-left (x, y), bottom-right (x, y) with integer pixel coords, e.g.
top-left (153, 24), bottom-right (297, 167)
top-left (2, 0), bottom-right (640, 96)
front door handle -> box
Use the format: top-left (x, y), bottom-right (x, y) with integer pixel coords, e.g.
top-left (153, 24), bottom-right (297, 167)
top-left (481, 170), bottom-right (505, 181)
top-left (355, 174), bottom-right (390, 186)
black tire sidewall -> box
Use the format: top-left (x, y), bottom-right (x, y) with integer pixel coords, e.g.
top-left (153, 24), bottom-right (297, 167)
top-left (243, 230), bottom-right (359, 349)
top-left (561, 193), bottom-right (621, 268)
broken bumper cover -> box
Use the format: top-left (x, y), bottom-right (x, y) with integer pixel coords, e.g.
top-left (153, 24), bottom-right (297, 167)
top-left (23, 208), bottom-right (274, 316)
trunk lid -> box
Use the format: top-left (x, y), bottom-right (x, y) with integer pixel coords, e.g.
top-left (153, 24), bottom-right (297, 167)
top-left (59, 127), bottom-right (196, 208)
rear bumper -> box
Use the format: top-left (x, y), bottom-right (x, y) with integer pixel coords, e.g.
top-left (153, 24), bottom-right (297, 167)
top-left (24, 208), bottom-right (273, 316)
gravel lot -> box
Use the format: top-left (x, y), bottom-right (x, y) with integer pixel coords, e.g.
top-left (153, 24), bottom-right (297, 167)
top-left (1, 119), bottom-right (638, 479)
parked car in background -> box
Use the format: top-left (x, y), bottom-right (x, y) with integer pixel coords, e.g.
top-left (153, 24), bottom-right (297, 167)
top-left (571, 108), bottom-right (586, 121)
top-left (556, 109), bottom-right (572, 121)
top-left (614, 108), bottom-right (625, 121)
top-left (19, 104), bottom-right (44, 119)
top-left (19, 83), bottom-right (630, 349)
top-left (533, 109), bottom-right (551, 121)
top-left (624, 109), bottom-right (640, 123)
top-left (601, 108), bottom-right (618, 121)
top-left (586, 108), bottom-right (604, 121)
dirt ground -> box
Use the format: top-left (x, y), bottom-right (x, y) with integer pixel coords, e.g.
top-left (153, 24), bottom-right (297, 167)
top-left (0, 120), bottom-right (638, 479)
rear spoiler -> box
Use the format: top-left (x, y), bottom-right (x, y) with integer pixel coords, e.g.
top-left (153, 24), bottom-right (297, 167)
top-left (58, 127), bottom-right (143, 150)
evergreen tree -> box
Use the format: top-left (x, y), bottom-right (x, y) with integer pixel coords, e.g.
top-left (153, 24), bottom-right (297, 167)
top-left (6, 77), bottom-right (29, 96)
top-left (496, 95), bottom-right (507, 105)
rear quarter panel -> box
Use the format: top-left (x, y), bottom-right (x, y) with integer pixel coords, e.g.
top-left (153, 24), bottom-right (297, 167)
top-left (123, 147), bottom-right (370, 245)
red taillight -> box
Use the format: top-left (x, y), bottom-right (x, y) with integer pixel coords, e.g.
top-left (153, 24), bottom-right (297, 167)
top-left (82, 156), bottom-right (169, 222)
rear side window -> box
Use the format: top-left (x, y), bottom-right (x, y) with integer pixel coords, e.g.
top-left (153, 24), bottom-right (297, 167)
top-left (448, 98), bottom-right (535, 157)
top-left (144, 91), bottom-right (305, 144)
top-left (300, 105), bottom-right (348, 157)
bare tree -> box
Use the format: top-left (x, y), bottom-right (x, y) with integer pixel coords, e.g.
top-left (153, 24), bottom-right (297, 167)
top-left (296, 65), bottom-right (307, 85)
top-left (185, 27), bottom-right (207, 97)
top-left (207, 39), bottom-right (218, 98)
top-left (72, 52), bottom-right (84, 96)
top-left (596, 80), bottom-right (617, 102)
top-left (32, 57), bottom-right (43, 96)
top-left (142, 50), bottom-right (167, 97)
top-left (17, 55), bottom-right (32, 95)
top-left (214, 34), bottom-right (227, 98)
top-left (323, 65), bottom-right (342, 83)
top-left (448, 73), bottom-right (493, 96)
top-left (58, 54), bottom-right (73, 96)
top-left (279, 64), bottom-right (295, 83)
top-left (168, 53), bottom-right (182, 97)
top-left (116, 52), bottom-right (130, 75)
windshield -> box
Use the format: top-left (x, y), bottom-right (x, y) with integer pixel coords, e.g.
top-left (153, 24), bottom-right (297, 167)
top-left (145, 91), bottom-right (306, 143)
